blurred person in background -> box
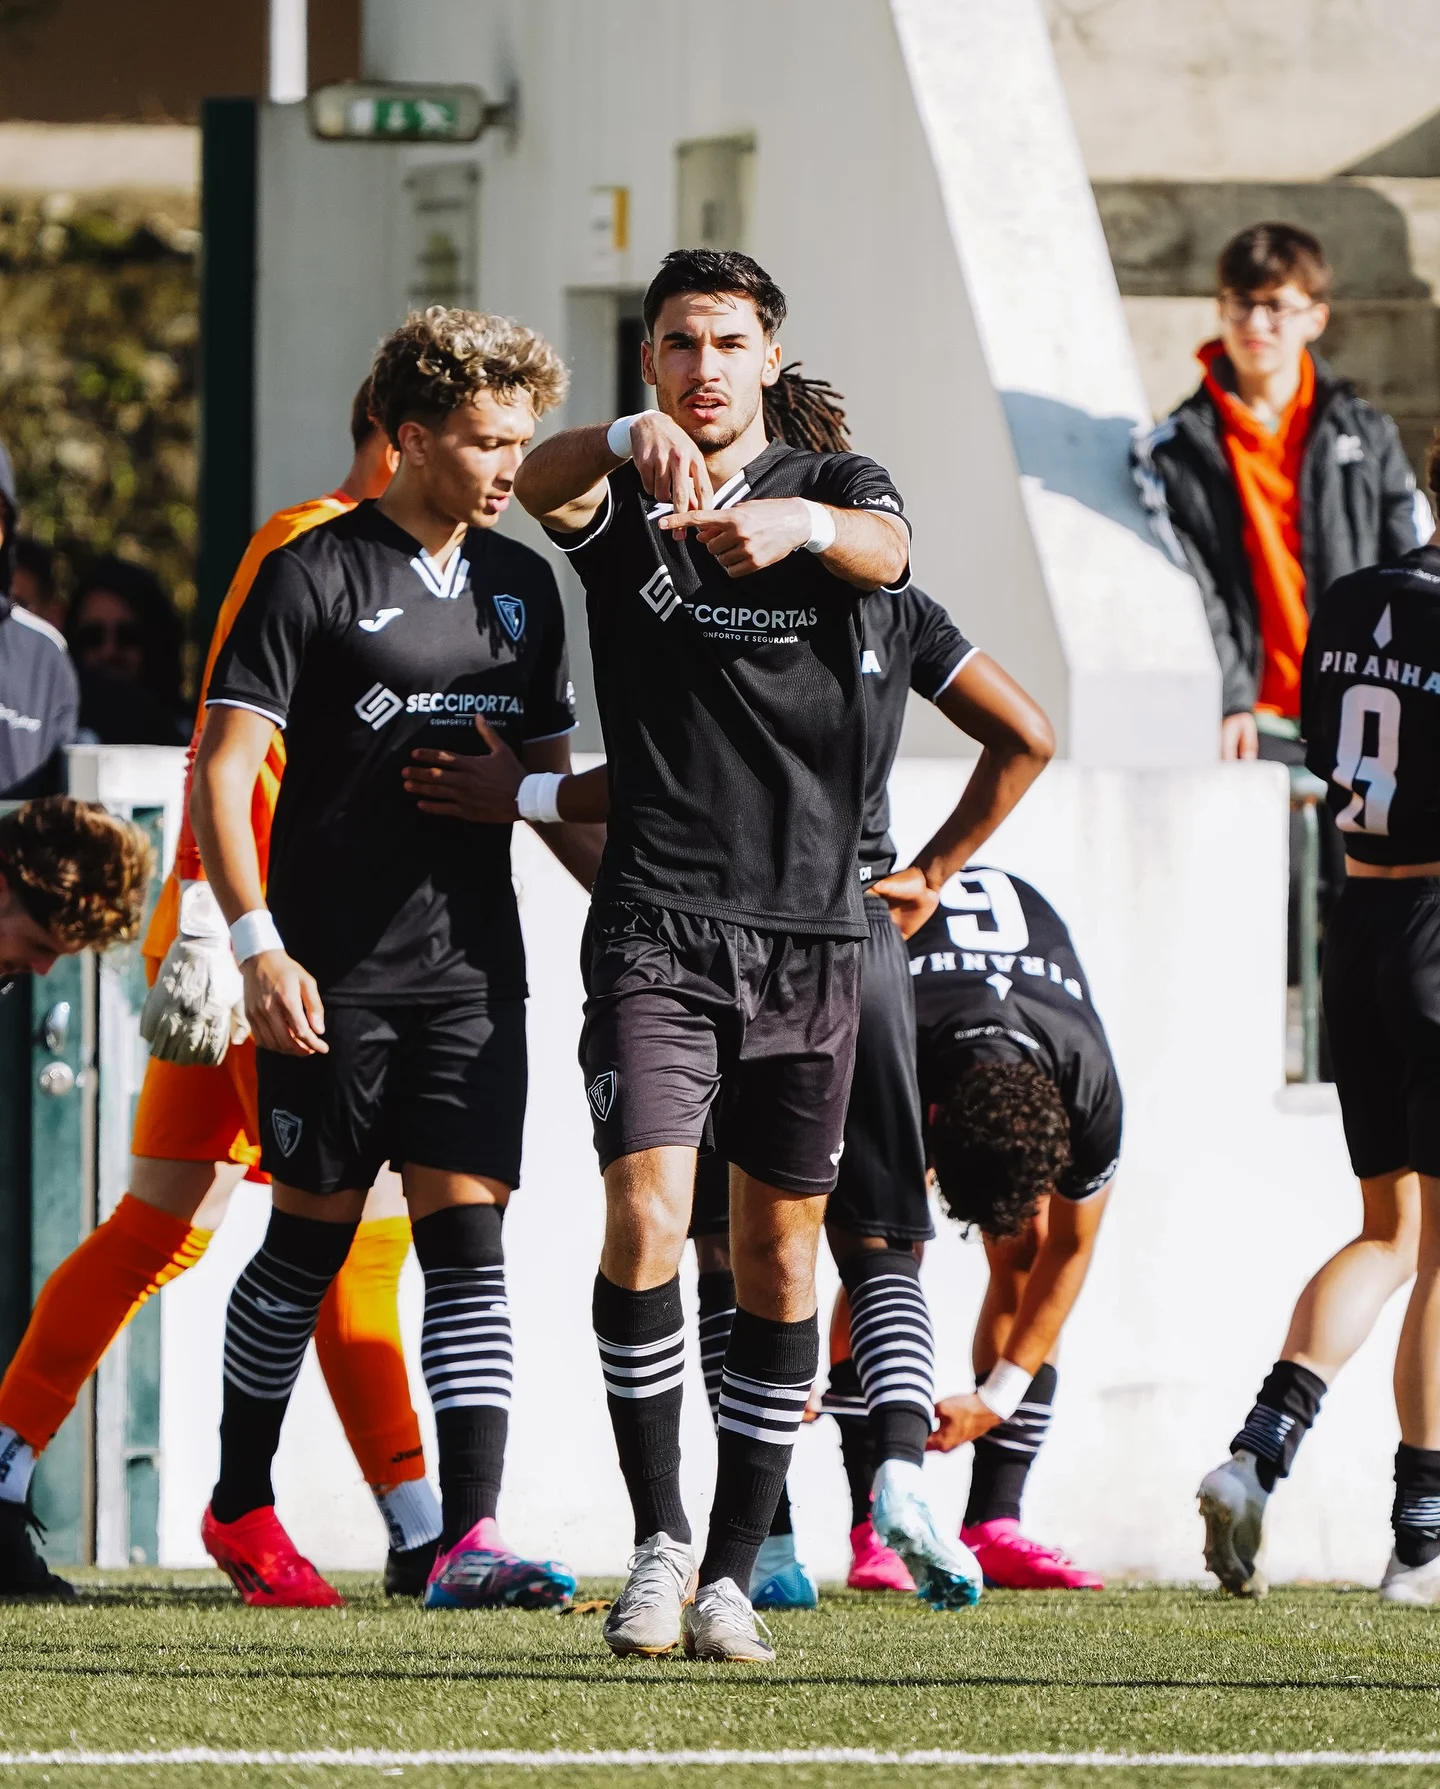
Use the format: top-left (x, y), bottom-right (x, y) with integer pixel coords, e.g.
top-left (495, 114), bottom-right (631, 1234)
top-left (10, 538), bottom-right (67, 634)
top-left (68, 556), bottom-right (189, 747)
top-left (0, 439), bottom-right (78, 798)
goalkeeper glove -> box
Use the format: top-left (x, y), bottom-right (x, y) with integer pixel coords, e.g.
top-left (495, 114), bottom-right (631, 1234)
top-left (140, 880), bottom-right (249, 1066)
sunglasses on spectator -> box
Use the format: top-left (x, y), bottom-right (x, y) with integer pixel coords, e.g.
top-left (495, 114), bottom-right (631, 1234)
top-left (75, 620), bottom-right (143, 652)
top-left (1219, 293), bottom-right (1318, 325)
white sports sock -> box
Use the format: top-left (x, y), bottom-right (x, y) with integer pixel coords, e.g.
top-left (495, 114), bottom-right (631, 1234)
top-left (374, 1477), bottom-right (442, 1552)
top-left (0, 1427), bottom-right (37, 1505)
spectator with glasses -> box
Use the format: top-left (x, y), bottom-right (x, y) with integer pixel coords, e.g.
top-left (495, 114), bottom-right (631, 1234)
top-left (68, 556), bottom-right (189, 747)
top-left (1135, 222), bottom-right (1430, 764)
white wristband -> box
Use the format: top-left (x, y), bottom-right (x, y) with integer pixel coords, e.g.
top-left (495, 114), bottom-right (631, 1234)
top-left (800, 498), bottom-right (837, 554)
top-left (975, 1359), bottom-right (1032, 1422)
top-left (516, 771), bottom-right (566, 825)
top-left (229, 908), bottom-right (284, 964)
top-left (606, 412), bottom-right (659, 460)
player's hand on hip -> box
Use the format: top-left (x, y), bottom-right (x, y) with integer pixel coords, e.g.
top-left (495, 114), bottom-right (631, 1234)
top-left (243, 950), bottom-right (328, 1055)
top-left (659, 497), bottom-right (810, 578)
top-left (1220, 711), bottom-right (1260, 761)
top-left (870, 866), bottom-right (939, 939)
top-left (403, 716), bottom-right (525, 823)
top-left (927, 1392), bottom-right (1001, 1452)
top-left (630, 412), bottom-right (714, 514)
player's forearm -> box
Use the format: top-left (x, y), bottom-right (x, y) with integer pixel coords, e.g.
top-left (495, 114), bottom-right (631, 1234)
top-left (556, 763), bottom-right (611, 822)
top-left (910, 746), bottom-right (1046, 889)
top-left (189, 754), bottom-right (267, 927)
top-left (513, 425), bottom-right (621, 526)
top-left (533, 821), bottom-right (607, 892)
top-left (1001, 1233), bottom-right (1098, 1377)
top-left (816, 509), bottom-right (910, 592)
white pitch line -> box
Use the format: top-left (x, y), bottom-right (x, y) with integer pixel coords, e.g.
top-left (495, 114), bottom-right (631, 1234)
top-left (2, 1751), bottom-right (1440, 1769)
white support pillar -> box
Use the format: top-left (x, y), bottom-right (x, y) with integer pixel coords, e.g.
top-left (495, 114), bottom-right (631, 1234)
top-left (268, 0), bottom-right (308, 104)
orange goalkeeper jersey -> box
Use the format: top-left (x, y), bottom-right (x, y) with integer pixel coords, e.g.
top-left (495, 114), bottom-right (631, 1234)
top-left (143, 490), bottom-right (356, 964)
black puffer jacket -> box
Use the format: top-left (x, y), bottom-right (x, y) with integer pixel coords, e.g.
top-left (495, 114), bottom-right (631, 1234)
top-left (1132, 351), bottom-right (1429, 716)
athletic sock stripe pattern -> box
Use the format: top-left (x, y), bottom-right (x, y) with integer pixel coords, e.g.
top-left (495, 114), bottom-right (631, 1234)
top-left (223, 1252), bottom-right (335, 1400)
top-left (596, 1330), bottom-right (686, 1401)
top-left (1396, 1492), bottom-right (1440, 1528)
top-left (698, 1302), bottom-right (736, 1423)
top-left (981, 1394), bottom-right (1055, 1457)
top-left (420, 1266), bottom-right (513, 1414)
top-left (717, 1371), bottom-right (811, 1444)
top-left (1233, 1405), bottom-right (1297, 1465)
top-left (848, 1271), bottom-right (934, 1416)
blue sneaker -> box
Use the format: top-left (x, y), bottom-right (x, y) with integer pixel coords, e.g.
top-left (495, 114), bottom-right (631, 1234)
top-left (423, 1518), bottom-right (576, 1610)
top-left (749, 1534), bottom-right (819, 1609)
top-left (872, 1461), bottom-right (982, 1612)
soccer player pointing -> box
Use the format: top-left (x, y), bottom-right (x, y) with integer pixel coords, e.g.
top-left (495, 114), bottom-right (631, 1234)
top-left (515, 251), bottom-right (909, 1661)
top-left (191, 309), bottom-right (586, 1611)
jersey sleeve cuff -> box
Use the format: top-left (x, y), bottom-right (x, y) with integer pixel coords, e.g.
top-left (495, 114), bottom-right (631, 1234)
top-left (205, 696), bottom-right (287, 730)
top-left (544, 482), bottom-right (614, 555)
top-left (933, 645), bottom-right (979, 697)
top-left (521, 722), bottom-right (580, 743)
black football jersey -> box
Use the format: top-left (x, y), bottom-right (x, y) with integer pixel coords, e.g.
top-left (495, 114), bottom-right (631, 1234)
top-left (549, 439), bottom-right (910, 940)
top-left (858, 585), bottom-right (974, 881)
top-left (908, 868), bottom-right (1122, 1199)
top-left (1302, 545), bottom-right (1440, 865)
top-left (207, 500), bottom-right (575, 1003)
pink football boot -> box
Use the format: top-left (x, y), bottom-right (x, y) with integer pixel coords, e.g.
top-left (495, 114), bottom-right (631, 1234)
top-left (960, 1517), bottom-right (1103, 1590)
top-left (847, 1519), bottom-right (917, 1593)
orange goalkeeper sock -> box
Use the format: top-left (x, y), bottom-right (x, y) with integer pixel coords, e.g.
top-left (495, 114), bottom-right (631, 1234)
top-left (314, 1215), bottom-right (427, 1488)
top-left (0, 1193), bottom-right (210, 1450)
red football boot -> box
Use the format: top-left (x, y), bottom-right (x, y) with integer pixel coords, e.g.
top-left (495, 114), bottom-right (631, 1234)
top-left (201, 1504), bottom-right (345, 1607)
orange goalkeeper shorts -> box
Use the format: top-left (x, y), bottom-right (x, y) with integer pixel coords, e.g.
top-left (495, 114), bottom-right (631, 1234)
top-left (130, 1040), bottom-right (265, 1173)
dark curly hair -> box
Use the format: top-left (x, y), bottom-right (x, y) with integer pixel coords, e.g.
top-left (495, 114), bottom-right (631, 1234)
top-left (930, 1058), bottom-right (1072, 1239)
top-left (763, 364), bottom-right (851, 454)
top-left (0, 796), bottom-right (153, 950)
top-left (368, 306), bottom-right (568, 446)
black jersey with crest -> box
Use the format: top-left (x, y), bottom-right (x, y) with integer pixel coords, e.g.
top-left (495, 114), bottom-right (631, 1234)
top-left (908, 867), bottom-right (1122, 1200)
top-left (207, 500), bottom-right (575, 1003)
top-left (548, 440), bottom-right (910, 940)
top-left (858, 585), bottom-right (975, 882)
top-left (1302, 545), bottom-right (1440, 866)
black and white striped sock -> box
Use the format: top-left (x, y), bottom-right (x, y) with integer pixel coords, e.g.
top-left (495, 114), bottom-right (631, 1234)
top-left (842, 1249), bottom-right (934, 1468)
top-left (966, 1363), bottom-right (1057, 1527)
top-left (212, 1209), bottom-right (357, 1523)
top-left (594, 1273), bottom-right (690, 1546)
top-left (701, 1307), bottom-right (817, 1590)
top-left (1231, 1359), bottom-right (1327, 1491)
top-left (696, 1269), bottom-right (736, 1424)
top-left (1394, 1443), bottom-right (1440, 1568)
top-left (413, 1205), bottom-right (512, 1549)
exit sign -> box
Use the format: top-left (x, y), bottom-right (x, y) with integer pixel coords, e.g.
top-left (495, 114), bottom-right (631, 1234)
top-left (308, 82), bottom-right (490, 143)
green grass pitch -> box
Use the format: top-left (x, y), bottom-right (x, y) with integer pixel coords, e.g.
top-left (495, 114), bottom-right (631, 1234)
top-left (5, 1574), bottom-right (1440, 1787)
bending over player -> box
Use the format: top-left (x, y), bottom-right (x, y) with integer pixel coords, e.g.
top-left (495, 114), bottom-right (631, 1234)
top-left (0, 389), bottom-right (448, 1600)
top-left (920, 868), bottom-right (1119, 1591)
top-left (191, 308), bottom-right (598, 1612)
top-left (0, 797), bottom-right (153, 1595)
top-left (1200, 437), bottom-right (1440, 1604)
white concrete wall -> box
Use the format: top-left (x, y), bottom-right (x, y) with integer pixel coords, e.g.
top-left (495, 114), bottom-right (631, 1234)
top-left (257, 0), bottom-right (1216, 764)
top-left (1043, 0), bottom-right (1440, 182)
top-left (157, 762), bottom-right (1395, 1587)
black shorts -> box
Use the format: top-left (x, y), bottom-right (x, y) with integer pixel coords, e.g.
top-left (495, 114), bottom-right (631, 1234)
top-left (580, 901), bottom-right (861, 1197)
top-left (687, 899), bottom-right (932, 1240)
top-left (257, 998), bottom-right (527, 1195)
top-left (1323, 879), bottom-right (1440, 1179)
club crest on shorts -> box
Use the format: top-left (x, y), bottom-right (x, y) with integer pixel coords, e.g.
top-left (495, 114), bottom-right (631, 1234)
top-left (271, 1109), bottom-right (303, 1157)
top-left (494, 594), bottom-right (525, 642)
top-left (586, 1070), bottom-right (617, 1122)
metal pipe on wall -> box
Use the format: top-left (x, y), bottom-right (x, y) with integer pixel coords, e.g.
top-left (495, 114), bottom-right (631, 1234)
top-left (268, 0), bottom-right (308, 104)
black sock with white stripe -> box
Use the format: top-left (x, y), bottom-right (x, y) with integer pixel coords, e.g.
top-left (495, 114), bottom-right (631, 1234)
top-left (212, 1209), bottom-right (358, 1524)
top-left (696, 1269), bottom-right (793, 1538)
top-left (841, 1249), bottom-right (933, 1468)
top-left (965, 1363), bottom-right (1057, 1527)
top-left (701, 1307), bottom-right (817, 1590)
top-left (413, 1204), bottom-right (511, 1550)
top-left (1393, 1443), bottom-right (1440, 1568)
top-left (593, 1273), bottom-right (690, 1546)
top-left (1231, 1359), bottom-right (1327, 1493)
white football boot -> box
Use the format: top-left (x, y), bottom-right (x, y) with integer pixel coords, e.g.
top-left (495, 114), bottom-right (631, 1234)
top-left (682, 1576), bottom-right (775, 1662)
top-left (1197, 1451), bottom-right (1270, 1597)
top-left (872, 1459), bottom-right (983, 1610)
top-left (602, 1532), bottom-right (697, 1657)
top-left (1380, 1549), bottom-right (1440, 1605)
